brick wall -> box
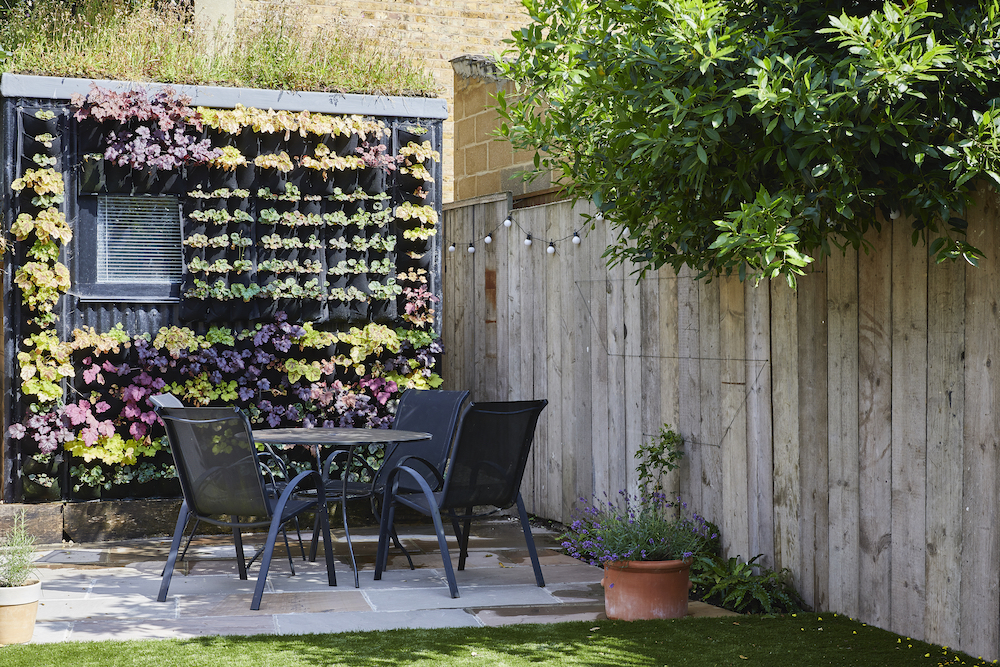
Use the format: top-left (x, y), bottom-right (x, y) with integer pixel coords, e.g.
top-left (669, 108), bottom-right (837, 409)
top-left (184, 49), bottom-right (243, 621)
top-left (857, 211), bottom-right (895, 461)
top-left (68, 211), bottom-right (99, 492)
top-left (230, 0), bottom-right (531, 203)
top-left (452, 55), bottom-right (550, 202)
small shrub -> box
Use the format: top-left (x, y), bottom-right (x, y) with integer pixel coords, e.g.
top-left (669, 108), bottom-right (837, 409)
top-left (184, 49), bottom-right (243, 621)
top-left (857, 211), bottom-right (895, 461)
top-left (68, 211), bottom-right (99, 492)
top-left (690, 553), bottom-right (806, 615)
top-left (0, 510), bottom-right (37, 587)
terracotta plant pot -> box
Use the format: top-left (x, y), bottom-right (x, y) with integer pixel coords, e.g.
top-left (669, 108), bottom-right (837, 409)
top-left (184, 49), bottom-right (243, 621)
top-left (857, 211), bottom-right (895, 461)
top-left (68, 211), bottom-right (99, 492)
top-left (0, 580), bottom-right (41, 645)
top-left (602, 559), bottom-right (691, 620)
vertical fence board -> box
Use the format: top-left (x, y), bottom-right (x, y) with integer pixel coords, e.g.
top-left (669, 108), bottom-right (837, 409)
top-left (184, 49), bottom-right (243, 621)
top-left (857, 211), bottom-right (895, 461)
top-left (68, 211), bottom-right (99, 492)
top-left (890, 222), bottom-right (928, 637)
top-left (660, 268), bottom-right (682, 497)
top-left (492, 200), bottom-right (510, 403)
top-left (606, 227), bottom-right (627, 498)
top-left (960, 191), bottom-right (1000, 660)
top-left (720, 275), bottom-right (749, 558)
top-left (770, 279), bottom-right (800, 578)
top-left (639, 270), bottom-right (661, 493)
top-left (478, 204), bottom-right (500, 401)
top-left (745, 281), bottom-right (774, 568)
top-left (590, 225), bottom-right (611, 500)
top-left (624, 261), bottom-right (643, 494)
top-left (569, 203), bottom-right (594, 507)
top-left (699, 279), bottom-right (723, 522)
top-left (859, 226), bottom-right (893, 628)
top-left (442, 205), bottom-right (474, 391)
top-left (677, 265), bottom-right (703, 509)
top-left (797, 262), bottom-right (829, 611)
top-left (924, 257), bottom-right (965, 647)
top-left (827, 245), bottom-right (860, 618)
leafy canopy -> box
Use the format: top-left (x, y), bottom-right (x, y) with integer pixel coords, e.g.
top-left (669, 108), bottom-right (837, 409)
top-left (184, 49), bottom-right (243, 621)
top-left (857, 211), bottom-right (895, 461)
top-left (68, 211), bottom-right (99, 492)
top-left (496, 0), bottom-right (1000, 284)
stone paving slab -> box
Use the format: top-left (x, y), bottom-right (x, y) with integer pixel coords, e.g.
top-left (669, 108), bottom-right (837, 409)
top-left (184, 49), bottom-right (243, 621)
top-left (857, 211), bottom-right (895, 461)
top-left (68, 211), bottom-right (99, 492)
top-left (363, 584), bottom-right (559, 612)
top-left (276, 608), bottom-right (483, 634)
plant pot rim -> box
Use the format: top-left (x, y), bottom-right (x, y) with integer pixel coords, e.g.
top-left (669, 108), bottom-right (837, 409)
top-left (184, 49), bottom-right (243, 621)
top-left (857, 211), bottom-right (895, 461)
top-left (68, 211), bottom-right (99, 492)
top-left (604, 559), bottom-right (691, 573)
top-left (0, 579), bottom-right (41, 605)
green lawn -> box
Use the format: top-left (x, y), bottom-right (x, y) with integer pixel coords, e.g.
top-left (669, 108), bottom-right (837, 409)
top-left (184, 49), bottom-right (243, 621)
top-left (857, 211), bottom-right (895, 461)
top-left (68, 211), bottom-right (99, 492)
top-left (2, 614), bottom-right (988, 666)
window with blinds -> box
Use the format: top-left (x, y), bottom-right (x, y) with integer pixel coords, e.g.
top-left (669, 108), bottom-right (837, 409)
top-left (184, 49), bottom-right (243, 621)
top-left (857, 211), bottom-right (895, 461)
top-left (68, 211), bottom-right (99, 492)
top-left (97, 196), bottom-right (182, 284)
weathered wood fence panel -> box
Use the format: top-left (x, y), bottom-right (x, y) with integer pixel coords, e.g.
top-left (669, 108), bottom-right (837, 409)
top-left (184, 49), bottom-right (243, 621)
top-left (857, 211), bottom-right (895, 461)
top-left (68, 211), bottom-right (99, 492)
top-left (441, 192), bottom-right (1000, 661)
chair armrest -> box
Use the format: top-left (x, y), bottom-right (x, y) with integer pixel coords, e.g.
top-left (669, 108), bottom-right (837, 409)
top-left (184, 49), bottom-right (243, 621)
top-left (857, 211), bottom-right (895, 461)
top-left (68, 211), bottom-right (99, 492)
top-left (394, 454), bottom-right (445, 491)
top-left (272, 469), bottom-right (325, 518)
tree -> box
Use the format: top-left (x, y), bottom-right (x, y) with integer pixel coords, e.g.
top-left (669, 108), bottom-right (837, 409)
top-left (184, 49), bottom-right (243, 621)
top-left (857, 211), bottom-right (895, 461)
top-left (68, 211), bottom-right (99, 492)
top-left (495, 0), bottom-right (1000, 284)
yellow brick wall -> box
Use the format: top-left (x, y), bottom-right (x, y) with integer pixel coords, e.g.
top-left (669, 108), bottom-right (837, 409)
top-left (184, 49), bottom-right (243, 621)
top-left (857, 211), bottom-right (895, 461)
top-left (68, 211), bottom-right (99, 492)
top-left (452, 58), bottom-right (548, 201)
top-left (232, 0), bottom-right (531, 203)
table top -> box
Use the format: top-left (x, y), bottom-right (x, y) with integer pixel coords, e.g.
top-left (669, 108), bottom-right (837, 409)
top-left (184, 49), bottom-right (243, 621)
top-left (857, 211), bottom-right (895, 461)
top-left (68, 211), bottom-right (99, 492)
top-left (253, 427), bottom-right (430, 445)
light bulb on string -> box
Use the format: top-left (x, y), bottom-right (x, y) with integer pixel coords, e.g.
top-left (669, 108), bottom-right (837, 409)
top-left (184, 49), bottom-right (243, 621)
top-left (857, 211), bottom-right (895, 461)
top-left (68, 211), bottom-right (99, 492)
top-left (572, 232), bottom-right (581, 245)
top-left (503, 215), bottom-right (513, 227)
top-left (547, 242), bottom-right (556, 255)
top-left (484, 233), bottom-right (492, 244)
top-left (448, 243), bottom-right (456, 252)
top-left (524, 234), bottom-right (532, 247)
top-left (467, 243), bottom-right (476, 254)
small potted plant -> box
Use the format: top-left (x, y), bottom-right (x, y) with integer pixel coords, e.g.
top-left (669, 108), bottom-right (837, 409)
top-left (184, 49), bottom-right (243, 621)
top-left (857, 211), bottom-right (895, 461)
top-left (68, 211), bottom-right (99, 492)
top-left (0, 510), bottom-right (41, 644)
top-left (562, 491), bottom-right (715, 620)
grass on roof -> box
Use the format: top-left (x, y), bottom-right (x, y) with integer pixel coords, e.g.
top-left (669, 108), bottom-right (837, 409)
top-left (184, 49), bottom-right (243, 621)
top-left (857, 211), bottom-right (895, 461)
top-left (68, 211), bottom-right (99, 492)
top-left (0, 0), bottom-right (438, 97)
top-left (1, 614), bottom-right (991, 667)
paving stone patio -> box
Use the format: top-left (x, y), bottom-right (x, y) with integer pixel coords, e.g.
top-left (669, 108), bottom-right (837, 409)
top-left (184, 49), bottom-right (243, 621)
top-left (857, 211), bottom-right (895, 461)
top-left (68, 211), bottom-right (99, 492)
top-left (26, 518), bottom-right (735, 643)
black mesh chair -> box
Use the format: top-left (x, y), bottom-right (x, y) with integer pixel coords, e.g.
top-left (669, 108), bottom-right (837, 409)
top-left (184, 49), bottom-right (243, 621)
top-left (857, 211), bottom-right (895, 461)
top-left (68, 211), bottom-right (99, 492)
top-left (150, 393), bottom-right (305, 567)
top-left (155, 405), bottom-right (337, 610)
top-left (374, 399), bottom-right (548, 598)
top-left (312, 388), bottom-right (471, 581)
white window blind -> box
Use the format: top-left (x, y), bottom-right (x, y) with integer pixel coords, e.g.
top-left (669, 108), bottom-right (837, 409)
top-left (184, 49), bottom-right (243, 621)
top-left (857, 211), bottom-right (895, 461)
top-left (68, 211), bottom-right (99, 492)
top-left (97, 196), bottom-right (182, 283)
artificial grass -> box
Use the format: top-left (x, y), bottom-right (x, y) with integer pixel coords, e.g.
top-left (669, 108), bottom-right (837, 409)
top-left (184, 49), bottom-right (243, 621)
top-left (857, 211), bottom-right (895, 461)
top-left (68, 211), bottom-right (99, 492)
top-left (2, 614), bottom-right (991, 667)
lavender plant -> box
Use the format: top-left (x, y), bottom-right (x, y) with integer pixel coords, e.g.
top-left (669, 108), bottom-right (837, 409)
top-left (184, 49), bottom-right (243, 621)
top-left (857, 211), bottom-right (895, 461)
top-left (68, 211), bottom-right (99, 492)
top-left (562, 491), bottom-right (716, 565)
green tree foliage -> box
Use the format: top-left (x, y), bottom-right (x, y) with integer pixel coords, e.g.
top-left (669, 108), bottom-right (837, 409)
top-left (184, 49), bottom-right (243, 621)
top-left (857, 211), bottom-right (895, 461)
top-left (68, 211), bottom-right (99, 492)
top-left (496, 0), bottom-right (1000, 284)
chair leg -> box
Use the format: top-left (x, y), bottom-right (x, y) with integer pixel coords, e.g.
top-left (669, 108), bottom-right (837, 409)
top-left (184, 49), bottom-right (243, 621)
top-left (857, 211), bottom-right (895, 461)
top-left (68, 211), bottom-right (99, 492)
top-left (374, 499), bottom-right (395, 580)
top-left (390, 528), bottom-right (415, 570)
top-left (281, 527), bottom-right (296, 576)
top-left (251, 515), bottom-right (285, 611)
top-left (233, 521), bottom-right (248, 581)
top-left (178, 518), bottom-right (201, 564)
top-left (429, 504), bottom-right (460, 598)
top-left (516, 493), bottom-right (545, 587)
top-left (158, 501), bottom-right (191, 602)
top-left (452, 510), bottom-right (472, 571)
top-left (341, 492), bottom-right (360, 588)
top-left (317, 502), bottom-right (337, 588)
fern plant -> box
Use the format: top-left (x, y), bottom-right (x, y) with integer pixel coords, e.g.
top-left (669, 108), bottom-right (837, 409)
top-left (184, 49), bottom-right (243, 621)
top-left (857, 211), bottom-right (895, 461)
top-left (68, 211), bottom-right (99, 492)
top-left (690, 554), bottom-right (806, 615)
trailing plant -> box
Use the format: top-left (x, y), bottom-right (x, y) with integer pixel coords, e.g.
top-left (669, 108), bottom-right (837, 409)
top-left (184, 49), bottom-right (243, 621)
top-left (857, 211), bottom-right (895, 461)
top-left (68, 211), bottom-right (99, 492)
top-left (188, 188), bottom-right (251, 199)
top-left (12, 167), bottom-right (64, 207)
top-left (198, 104), bottom-right (387, 140)
top-left (262, 277), bottom-right (325, 299)
top-left (72, 85), bottom-right (220, 170)
top-left (11, 208), bottom-right (72, 261)
top-left (355, 142), bottom-right (400, 171)
top-left (31, 152), bottom-right (57, 167)
top-left (402, 226), bottom-right (435, 241)
top-left (690, 554), bottom-right (806, 615)
top-left (301, 144), bottom-right (366, 175)
top-left (328, 285), bottom-right (370, 303)
top-left (14, 261), bottom-right (71, 325)
top-left (209, 145), bottom-right (248, 171)
top-left (394, 201), bottom-right (438, 226)
top-left (254, 152), bottom-right (294, 172)
top-left (368, 277), bottom-right (402, 300)
top-left (397, 162), bottom-right (434, 182)
top-left (7, 404), bottom-right (74, 455)
top-left (398, 140), bottom-right (439, 164)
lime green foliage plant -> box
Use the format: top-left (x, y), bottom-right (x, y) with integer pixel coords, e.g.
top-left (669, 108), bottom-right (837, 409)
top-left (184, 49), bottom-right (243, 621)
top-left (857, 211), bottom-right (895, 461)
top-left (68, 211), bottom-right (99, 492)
top-left (497, 0), bottom-right (1000, 284)
top-left (1, 0), bottom-right (436, 96)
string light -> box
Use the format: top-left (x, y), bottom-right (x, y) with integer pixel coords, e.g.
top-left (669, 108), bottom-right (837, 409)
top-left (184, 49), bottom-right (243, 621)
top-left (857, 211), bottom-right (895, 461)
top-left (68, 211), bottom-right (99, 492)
top-left (445, 211), bottom-right (586, 258)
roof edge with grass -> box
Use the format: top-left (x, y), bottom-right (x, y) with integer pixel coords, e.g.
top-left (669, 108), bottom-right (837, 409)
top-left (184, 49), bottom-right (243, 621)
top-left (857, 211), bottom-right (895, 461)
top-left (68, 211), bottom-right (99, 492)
top-left (0, 0), bottom-right (440, 99)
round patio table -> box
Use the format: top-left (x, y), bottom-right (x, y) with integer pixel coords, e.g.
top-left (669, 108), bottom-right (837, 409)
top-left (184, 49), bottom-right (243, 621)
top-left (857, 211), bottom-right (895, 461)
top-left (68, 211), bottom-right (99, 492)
top-left (253, 427), bottom-right (431, 587)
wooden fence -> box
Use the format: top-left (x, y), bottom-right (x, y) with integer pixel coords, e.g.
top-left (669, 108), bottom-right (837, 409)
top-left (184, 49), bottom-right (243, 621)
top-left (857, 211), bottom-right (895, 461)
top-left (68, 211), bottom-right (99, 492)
top-left (441, 190), bottom-right (1000, 661)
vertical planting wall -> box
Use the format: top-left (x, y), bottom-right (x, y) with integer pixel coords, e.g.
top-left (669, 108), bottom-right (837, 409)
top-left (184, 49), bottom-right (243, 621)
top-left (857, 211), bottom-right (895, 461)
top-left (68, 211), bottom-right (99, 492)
top-left (1, 74), bottom-right (447, 503)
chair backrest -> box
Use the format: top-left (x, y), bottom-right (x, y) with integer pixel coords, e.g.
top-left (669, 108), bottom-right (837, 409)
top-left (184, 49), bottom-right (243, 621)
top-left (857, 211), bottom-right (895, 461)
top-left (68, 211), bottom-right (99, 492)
top-left (149, 393), bottom-right (183, 409)
top-left (440, 400), bottom-right (547, 510)
top-left (377, 389), bottom-right (470, 492)
top-left (156, 406), bottom-right (270, 519)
